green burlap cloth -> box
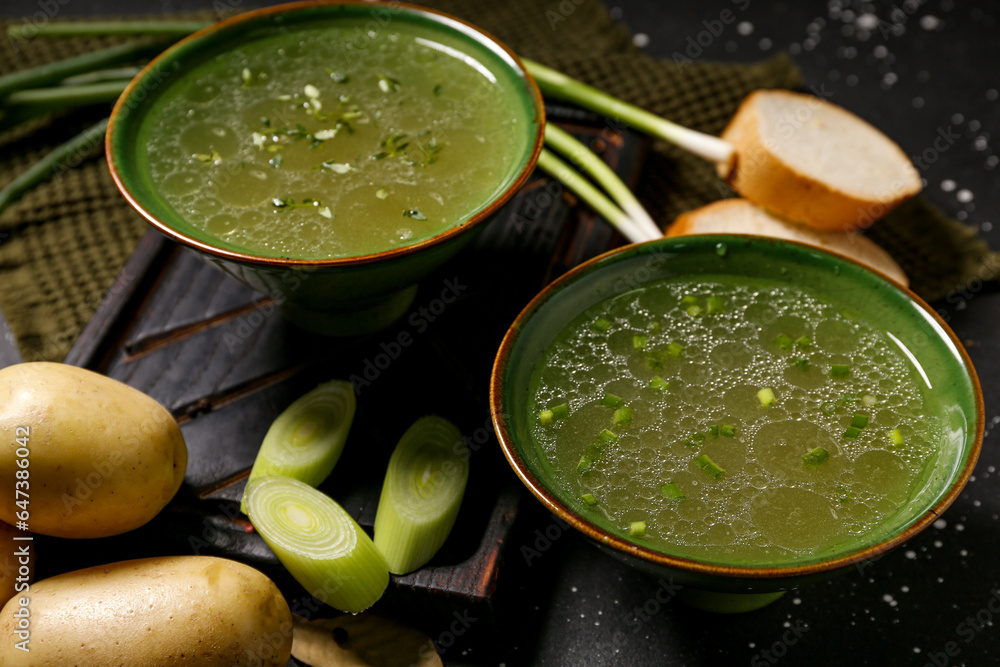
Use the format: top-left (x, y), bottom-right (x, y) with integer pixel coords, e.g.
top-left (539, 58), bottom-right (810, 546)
top-left (1, 1), bottom-right (996, 362)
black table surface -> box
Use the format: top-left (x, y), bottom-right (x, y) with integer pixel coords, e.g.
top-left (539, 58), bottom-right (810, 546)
top-left (1, 1), bottom-right (998, 665)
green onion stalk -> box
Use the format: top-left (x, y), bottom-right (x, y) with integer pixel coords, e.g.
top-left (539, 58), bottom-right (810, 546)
top-left (244, 475), bottom-right (389, 613)
top-left (544, 124), bottom-right (660, 240)
top-left (373, 416), bottom-right (469, 575)
top-left (6, 20), bottom-right (210, 41)
top-left (537, 149), bottom-right (657, 244)
top-left (524, 58), bottom-right (735, 165)
top-left (0, 39), bottom-right (168, 101)
top-left (0, 118), bottom-right (108, 217)
top-left (241, 379), bottom-right (356, 513)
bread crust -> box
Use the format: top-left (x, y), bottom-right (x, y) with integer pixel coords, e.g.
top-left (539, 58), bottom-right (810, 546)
top-left (717, 90), bottom-right (922, 232)
top-left (668, 199), bottom-right (909, 286)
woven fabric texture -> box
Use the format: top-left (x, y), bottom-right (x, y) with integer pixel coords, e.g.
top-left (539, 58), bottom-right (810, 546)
top-left (0, 1), bottom-right (995, 361)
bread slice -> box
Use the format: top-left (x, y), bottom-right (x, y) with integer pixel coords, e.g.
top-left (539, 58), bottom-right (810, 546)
top-left (667, 199), bottom-right (909, 286)
top-left (717, 90), bottom-right (922, 232)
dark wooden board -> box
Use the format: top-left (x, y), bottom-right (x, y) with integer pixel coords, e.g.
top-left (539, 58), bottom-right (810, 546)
top-left (51, 110), bottom-right (649, 644)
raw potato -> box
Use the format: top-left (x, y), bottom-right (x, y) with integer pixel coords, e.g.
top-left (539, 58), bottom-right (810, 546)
top-left (717, 90), bottom-right (922, 232)
top-left (0, 362), bottom-right (187, 538)
top-left (0, 555), bottom-right (293, 666)
top-left (0, 521), bottom-right (26, 610)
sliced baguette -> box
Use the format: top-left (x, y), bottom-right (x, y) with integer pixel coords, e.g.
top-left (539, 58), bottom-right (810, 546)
top-left (717, 90), bottom-right (922, 232)
top-left (667, 199), bottom-right (909, 286)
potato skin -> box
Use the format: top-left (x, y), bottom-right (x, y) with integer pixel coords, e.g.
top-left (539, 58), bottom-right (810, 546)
top-left (0, 362), bottom-right (187, 538)
top-left (0, 521), bottom-right (26, 610)
top-left (0, 556), bottom-right (293, 666)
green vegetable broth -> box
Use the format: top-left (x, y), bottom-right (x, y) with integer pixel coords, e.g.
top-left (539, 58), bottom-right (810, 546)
top-left (141, 20), bottom-right (528, 259)
top-left (529, 276), bottom-right (945, 565)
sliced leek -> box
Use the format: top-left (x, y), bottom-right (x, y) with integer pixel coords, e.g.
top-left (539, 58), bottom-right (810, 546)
top-left (244, 475), bottom-right (389, 613)
top-left (373, 416), bottom-right (469, 575)
top-left (242, 379), bottom-right (355, 512)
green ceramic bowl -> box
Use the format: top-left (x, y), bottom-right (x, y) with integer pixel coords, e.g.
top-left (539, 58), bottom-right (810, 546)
top-left (107, 0), bottom-right (543, 335)
top-left (491, 235), bottom-right (983, 612)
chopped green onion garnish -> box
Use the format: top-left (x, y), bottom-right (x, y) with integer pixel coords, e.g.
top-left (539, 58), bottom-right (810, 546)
top-left (695, 454), bottom-right (725, 479)
top-left (757, 387), bottom-right (776, 408)
top-left (706, 296), bottom-right (725, 314)
top-left (686, 305), bottom-right (703, 317)
top-left (863, 394), bottom-right (877, 407)
top-left (593, 317), bottom-right (612, 332)
top-left (773, 334), bottom-right (794, 350)
top-left (802, 447), bottom-right (830, 468)
top-left (602, 394), bottom-right (623, 408)
top-left (795, 335), bottom-right (812, 349)
top-left (581, 493), bottom-right (598, 506)
top-left (708, 425), bottom-right (719, 438)
top-left (628, 521), bottom-right (646, 537)
top-left (598, 429), bottom-right (618, 444)
top-left (680, 295), bottom-right (699, 308)
top-left (377, 73), bottom-right (401, 93)
top-left (720, 424), bottom-right (737, 437)
top-left (660, 482), bottom-right (685, 500)
top-left (792, 356), bottom-right (810, 370)
top-left (649, 321), bottom-right (660, 333)
top-left (585, 443), bottom-right (605, 459)
top-left (244, 475), bottom-right (388, 613)
top-left (241, 380), bottom-right (355, 513)
top-left (633, 335), bottom-right (648, 350)
top-left (613, 407), bottom-right (633, 427)
top-left (646, 350), bottom-right (667, 369)
top-left (373, 416), bottom-right (469, 575)
top-left (850, 414), bottom-right (869, 429)
top-left (649, 376), bottom-right (669, 392)
top-left (577, 455), bottom-right (595, 473)
top-left (843, 426), bottom-right (862, 439)
top-left (666, 342), bottom-right (685, 359)
top-left (540, 403), bottom-right (569, 425)
top-left (889, 428), bottom-right (905, 446)
top-left (829, 364), bottom-right (850, 379)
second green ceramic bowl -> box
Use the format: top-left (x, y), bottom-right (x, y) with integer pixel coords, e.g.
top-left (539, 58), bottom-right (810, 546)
top-left (491, 235), bottom-right (983, 612)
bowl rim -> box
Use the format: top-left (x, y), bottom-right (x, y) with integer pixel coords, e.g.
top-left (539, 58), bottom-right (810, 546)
top-left (106, 0), bottom-right (545, 268)
top-left (490, 234), bottom-right (985, 580)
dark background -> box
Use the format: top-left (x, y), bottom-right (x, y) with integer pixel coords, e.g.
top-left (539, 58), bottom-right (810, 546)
top-left (1, 1), bottom-right (998, 665)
